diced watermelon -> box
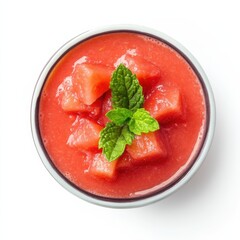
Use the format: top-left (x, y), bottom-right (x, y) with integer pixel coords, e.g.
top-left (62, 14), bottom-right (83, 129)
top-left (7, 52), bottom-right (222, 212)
top-left (72, 63), bottom-right (113, 105)
top-left (67, 117), bottom-right (102, 150)
top-left (59, 76), bottom-right (80, 112)
top-left (116, 54), bottom-right (161, 90)
top-left (62, 89), bottom-right (102, 117)
top-left (58, 76), bottom-right (102, 116)
top-left (57, 76), bottom-right (78, 111)
top-left (117, 152), bottom-right (133, 170)
top-left (126, 132), bottom-right (167, 164)
top-left (89, 152), bottom-right (117, 179)
top-left (97, 90), bottom-right (112, 126)
top-left (144, 85), bottom-right (182, 123)
top-left (61, 88), bottom-right (81, 112)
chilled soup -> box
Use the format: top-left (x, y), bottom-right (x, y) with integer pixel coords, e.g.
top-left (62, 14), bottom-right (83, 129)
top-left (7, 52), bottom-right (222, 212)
top-left (38, 32), bottom-right (207, 199)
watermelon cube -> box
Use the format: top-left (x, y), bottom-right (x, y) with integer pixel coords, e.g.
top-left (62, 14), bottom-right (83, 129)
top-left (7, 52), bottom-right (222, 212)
top-left (67, 118), bottom-right (102, 150)
top-left (117, 54), bottom-right (161, 90)
top-left (126, 132), bottom-right (167, 164)
top-left (89, 152), bottom-right (117, 179)
top-left (117, 152), bottom-right (133, 170)
top-left (72, 63), bottom-right (113, 105)
top-left (61, 90), bottom-right (80, 112)
top-left (58, 76), bottom-right (101, 116)
top-left (62, 89), bottom-right (102, 116)
top-left (57, 76), bottom-right (79, 111)
top-left (60, 78), bottom-right (80, 112)
top-left (144, 85), bottom-right (182, 123)
top-left (97, 90), bottom-right (112, 126)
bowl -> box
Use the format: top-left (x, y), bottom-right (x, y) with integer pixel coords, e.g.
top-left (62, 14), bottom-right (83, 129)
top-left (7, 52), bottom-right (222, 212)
top-left (31, 25), bottom-right (215, 208)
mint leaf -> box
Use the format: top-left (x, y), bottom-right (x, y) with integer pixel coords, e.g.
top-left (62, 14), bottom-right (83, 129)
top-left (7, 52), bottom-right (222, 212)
top-left (106, 108), bottom-right (133, 126)
top-left (128, 108), bottom-right (160, 135)
top-left (110, 64), bottom-right (144, 112)
top-left (99, 122), bottom-right (134, 162)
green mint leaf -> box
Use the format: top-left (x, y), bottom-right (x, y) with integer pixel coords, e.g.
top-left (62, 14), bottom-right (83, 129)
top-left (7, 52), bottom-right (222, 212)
top-left (99, 122), bottom-right (134, 162)
top-left (110, 64), bottom-right (144, 112)
top-left (106, 108), bottom-right (133, 126)
top-left (128, 108), bottom-right (160, 135)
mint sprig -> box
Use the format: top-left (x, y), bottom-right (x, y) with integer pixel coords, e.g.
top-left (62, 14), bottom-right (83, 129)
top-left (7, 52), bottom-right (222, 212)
top-left (99, 64), bottom-right (159, 162)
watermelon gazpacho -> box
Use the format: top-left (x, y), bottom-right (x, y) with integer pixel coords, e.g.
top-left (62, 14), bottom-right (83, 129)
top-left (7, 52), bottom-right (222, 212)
top-left (38, 32), bottom-right (207, 199)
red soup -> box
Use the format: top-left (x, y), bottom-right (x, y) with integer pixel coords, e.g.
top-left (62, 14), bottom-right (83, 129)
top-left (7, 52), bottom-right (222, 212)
top-left (38, 32), bottom-right (207, 199)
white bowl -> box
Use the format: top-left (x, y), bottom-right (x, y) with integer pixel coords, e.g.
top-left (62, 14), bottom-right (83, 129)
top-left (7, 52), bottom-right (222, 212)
top-left (31, 25), bottom-right (216, 208)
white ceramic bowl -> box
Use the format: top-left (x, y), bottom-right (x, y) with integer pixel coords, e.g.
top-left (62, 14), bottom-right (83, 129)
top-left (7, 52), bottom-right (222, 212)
top-left (31, 25), bottom-right (216, 208)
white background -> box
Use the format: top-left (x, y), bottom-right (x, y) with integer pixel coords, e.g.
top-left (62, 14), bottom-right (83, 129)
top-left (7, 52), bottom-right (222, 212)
top-left (0, 0), bottom-right (239, 239)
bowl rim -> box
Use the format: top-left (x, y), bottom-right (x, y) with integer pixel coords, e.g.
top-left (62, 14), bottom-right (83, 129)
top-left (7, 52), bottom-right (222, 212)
top-left (30, 24), bottom-right (216, 208)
